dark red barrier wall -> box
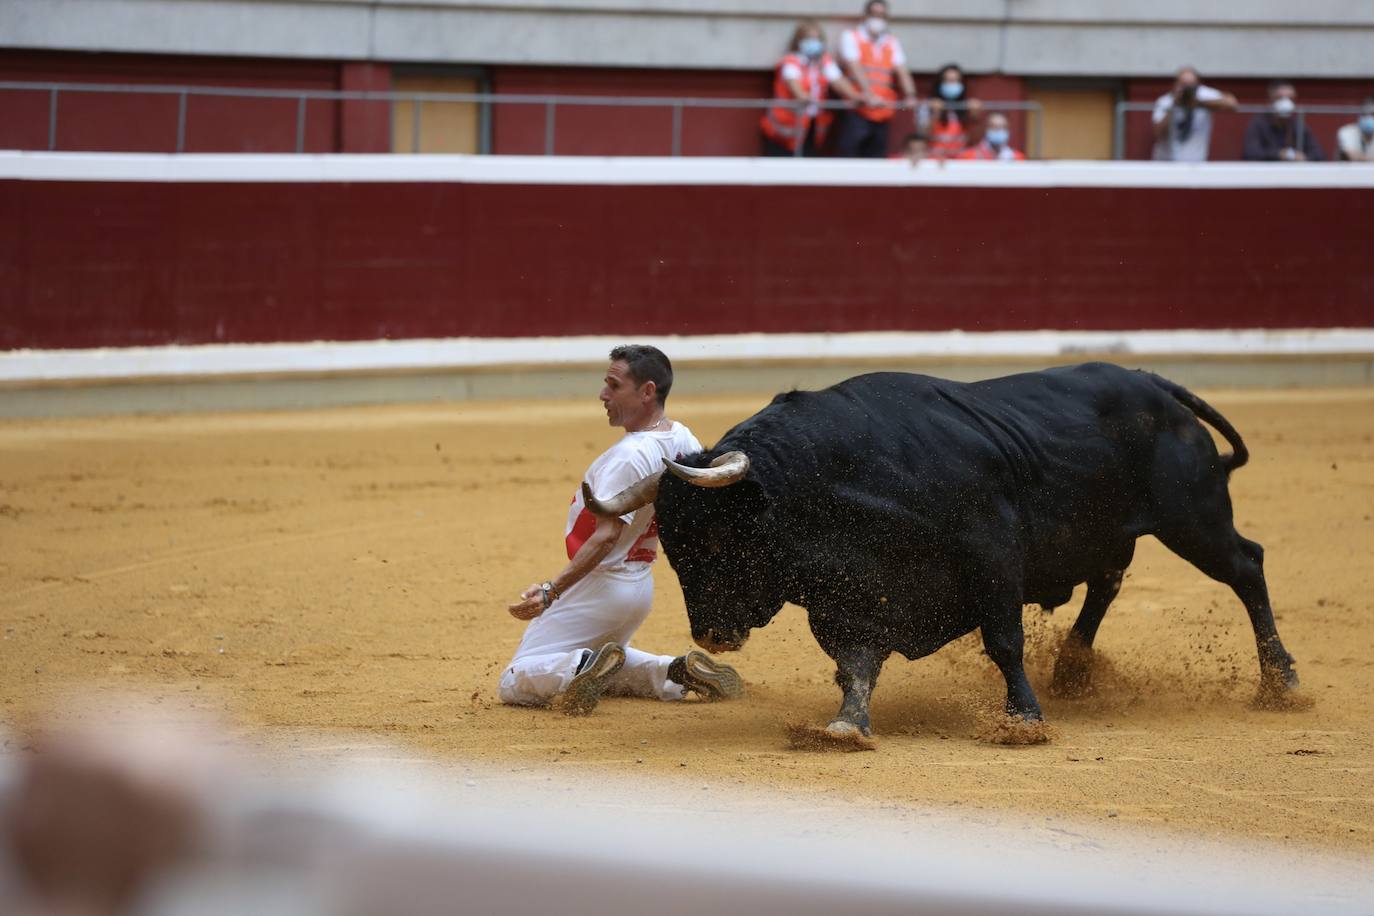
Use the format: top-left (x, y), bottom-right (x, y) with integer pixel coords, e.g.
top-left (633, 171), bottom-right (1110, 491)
top-left (3, 179), bottom-right (1371, 350)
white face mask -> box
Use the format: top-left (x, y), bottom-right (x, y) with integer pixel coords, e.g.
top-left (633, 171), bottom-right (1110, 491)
top-left (1272, 96), bottom-right (1296, 117)
top-left (865, 16), bottom-right (887, 35)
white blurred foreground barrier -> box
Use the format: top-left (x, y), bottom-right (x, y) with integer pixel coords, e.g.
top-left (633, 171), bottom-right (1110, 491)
top-left (1, 718), bottom-right (1371, 916)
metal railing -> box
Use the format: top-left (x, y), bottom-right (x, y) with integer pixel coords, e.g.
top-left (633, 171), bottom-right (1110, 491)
top-left (0, 80), bottom-right (1043, 158)
top-left (1113, 101), bottom-right (1365, 160)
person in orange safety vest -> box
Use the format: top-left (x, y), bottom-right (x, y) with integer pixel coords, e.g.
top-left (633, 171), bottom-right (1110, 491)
top-left (834, 0), bottom-right (918, 157)
top-left (760, 21), bottom-right (863, 157)
top-left (919, 63), bottom-right (986, 157)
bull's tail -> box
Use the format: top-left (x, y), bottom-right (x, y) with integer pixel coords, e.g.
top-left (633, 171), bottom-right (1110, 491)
top-left (1148, 374), bottom-right (1249, 473)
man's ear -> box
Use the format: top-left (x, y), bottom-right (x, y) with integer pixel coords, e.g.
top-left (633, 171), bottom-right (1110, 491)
top-left (641, 380), bottom-right (658, 404)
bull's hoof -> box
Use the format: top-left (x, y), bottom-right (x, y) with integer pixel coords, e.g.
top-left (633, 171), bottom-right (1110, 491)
top-left (1253, 667), bottom-right (1312, 711)
top-left (976, 713), bottom-right (1056, 746)
top-left (1050, 639), bottom-right (1095, 699)
top-left (785, 719), bottom-right (877, 752)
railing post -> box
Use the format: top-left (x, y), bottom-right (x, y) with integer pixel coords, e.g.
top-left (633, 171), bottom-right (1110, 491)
top-left (411, 95), bottom-right (421, 153)
top-left (544, 100), bottom-right (556, 156)
top-left (671, 101), bottom-right (683, 157)
top-left (296, 96), bottom-right (307, 153)
top-left (1112, 102), bottom-right (1125, 161)
top-left (176, 90), bottom-right (187, 153)
top-left (1033, 102), bottom-right (1043, 161)
top-left (1296, 109), bottom-right (1306, 161)
top-left (48, 88), bottom-right (58, 151)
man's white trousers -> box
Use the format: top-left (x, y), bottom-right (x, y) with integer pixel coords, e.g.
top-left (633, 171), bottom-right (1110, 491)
top-left (499, 569), bottom-right (685, 706)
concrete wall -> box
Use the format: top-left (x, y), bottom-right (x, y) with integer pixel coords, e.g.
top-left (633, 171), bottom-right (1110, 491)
top-left (4, 0), bottom-right (1374, 78)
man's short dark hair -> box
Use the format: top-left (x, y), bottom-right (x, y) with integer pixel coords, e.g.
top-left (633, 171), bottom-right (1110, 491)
top-left (609, 345), bottom-right (673, 406)
top-left (864, 0), bottom-right (888, 15)
top-left (1269, 79), bottom-right (1296, 96)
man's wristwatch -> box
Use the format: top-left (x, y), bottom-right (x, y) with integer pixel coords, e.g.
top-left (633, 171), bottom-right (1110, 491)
top-left (539, 580), bottom-right (562, 609)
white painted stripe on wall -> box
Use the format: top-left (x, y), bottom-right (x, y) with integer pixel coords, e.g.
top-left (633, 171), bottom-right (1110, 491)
top-left (5, 152), bottom-right (1374, 188)
top-left (4, 329), bottom-right (1373, 383)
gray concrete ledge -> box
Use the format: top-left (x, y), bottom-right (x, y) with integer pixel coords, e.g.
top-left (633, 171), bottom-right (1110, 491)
top-left (3, 354), bottom-right (1371, 419)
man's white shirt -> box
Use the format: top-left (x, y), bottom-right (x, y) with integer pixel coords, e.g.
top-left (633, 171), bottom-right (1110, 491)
top-left (1152, 85), bottom-right (1224, 162)
top-left (838, 28), bottom-right (907, 68)
top-left (565, 422), bottom-right (702, 578)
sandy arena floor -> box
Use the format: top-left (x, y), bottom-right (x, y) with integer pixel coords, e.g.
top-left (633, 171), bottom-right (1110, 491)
top-left (2, 383), bottom-right (1372, 856)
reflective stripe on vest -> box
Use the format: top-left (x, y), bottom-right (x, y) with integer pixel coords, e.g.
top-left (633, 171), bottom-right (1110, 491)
top-left (929, 116), bottom-right (966, 155)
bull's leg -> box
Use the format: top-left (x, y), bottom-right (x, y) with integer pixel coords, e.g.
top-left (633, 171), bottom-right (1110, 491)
top-left (1051, 547), bottom-right (1134, 698)
top-left (1151, 435), bottom-right (1299, 700)
top-left (1227, 537), bottom-right (1299, 698)
top-left (830, 647), bottom-right (886, 738)
top-left (981, 607), bottom-right (1043, 721)
top-left (1158, 527), bottom-right (1299, 699)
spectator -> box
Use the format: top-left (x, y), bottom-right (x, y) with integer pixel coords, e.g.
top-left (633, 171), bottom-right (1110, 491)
top-left (956, 113), bottom-right (1025, 160)
top-left (1151, 66), bottom-right (1237, 162)
top-left (760, 21), bottom-right (861, 157)
top-left (835, 0), bottom-right (918, 157)
top-left (1335, 98), bottom-right (1374, 162)
top-left (920, 63), bottom-right (984, 157)
top-left (891, 131), bottom-right (931, 162)
top-left (1243, 80), bottom-right (1325, 162)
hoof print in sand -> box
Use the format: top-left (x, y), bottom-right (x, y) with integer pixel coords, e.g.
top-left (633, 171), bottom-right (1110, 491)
top-left (976, 714), bottom-right (1056, 746)
top-left (785, 720), bottom-right (878, 752)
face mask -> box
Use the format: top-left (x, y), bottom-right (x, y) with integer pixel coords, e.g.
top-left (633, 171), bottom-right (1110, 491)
top-left (939, 82), bottom-right (963, 100)
top-left (986, 128), bottom-right (1009, 147)
top-left (1272, 97), bottom-right (1296, 117)
top-left (1360, 115), bottom-right (1374, 135)
top-left (799, 37), bottom-right (824, 59)
top-left (865, 16), bottom-right (887, 35)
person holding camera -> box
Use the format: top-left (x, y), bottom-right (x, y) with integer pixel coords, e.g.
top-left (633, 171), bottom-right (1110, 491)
top-left (1151, 66), bottom-right (1237, 162)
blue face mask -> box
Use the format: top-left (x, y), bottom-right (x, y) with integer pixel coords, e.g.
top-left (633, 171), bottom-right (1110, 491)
top-left (1361, 115), bottom-right (1374, 135)
top-left (799, 37), bottom-right (824, 59)
top-left (939, 82), bottom-right (963, 100)
top-left (986, 128), bottom-right (1009, 147)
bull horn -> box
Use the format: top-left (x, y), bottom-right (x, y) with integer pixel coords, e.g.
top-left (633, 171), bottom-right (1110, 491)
top-left (664, 451), bottom-right (750, 488)
top-left (582, 471), bottom-right (662, 518)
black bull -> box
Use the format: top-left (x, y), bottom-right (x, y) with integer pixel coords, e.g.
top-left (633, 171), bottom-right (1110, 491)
top-left (585, 363), bottom-right (1299, 742)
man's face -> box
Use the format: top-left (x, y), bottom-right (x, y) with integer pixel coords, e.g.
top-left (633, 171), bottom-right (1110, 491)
top-left (1176, 69), bottom-right (1199, 92)
top-left (600, 360), bottom-right (649, 428)
top-left (1271, 84), bottom-right (1298, 116)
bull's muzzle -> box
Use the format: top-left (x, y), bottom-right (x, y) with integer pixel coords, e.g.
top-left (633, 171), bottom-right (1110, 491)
top-left (695, 628), bottom-right (748, 653)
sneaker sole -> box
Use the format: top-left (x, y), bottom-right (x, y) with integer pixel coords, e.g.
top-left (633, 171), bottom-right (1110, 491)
top-left (682, 650), bottom-right (744, 701)
top-left (557, 643), bottom-right (626, 716)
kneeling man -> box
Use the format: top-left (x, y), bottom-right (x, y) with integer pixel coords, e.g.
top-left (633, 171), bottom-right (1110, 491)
top-left (501, 345), bottom-right (743, 714)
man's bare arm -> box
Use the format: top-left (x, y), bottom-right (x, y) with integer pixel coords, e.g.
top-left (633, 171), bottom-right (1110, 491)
top-left (831, 75), bottom-right (863, 103)
top-left (1152, 107), bottom-right (1172, 140)
top-left (1201, 91), bottom-right (1239, 111)
top-left (895, 65), bottom-right (917, 106)
top-left (509, 514), bottom-right (625, 619)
